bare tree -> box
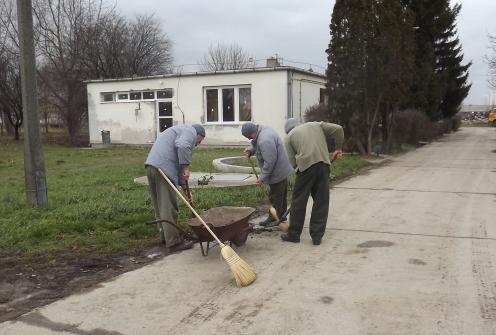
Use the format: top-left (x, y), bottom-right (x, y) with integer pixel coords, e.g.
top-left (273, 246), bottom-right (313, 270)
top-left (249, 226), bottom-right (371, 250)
top-left (80, 13), bottom-right (174, 78)
top-left (125, 14), bottom-right (174, 76)
top-left (1, 0), bottom-right (175, 137)
top-left (484, 32), bottom-right (496, 91)
top-left (32, 0), bottom-right (112, 136)
top-left (0, 0), bottom-right (23, 140)
top-left (0, 49), bottom-right (23, 140)
top-left (197, 42), bottom-right (252, 71)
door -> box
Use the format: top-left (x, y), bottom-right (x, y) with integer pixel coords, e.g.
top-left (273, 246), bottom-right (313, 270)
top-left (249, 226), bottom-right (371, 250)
top-left (157, 101), bottom-right (173, 133)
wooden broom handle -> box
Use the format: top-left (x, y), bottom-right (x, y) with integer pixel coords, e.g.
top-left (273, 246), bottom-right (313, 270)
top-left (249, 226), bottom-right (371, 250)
top-left (247, 157), bottom-right (272, 204)
top-left (158, 168), bottom-right (223, 246)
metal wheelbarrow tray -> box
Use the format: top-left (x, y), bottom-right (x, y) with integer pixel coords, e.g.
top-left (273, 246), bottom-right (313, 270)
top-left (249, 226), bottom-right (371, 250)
top-left (147, 206), bottom-right (256, 256)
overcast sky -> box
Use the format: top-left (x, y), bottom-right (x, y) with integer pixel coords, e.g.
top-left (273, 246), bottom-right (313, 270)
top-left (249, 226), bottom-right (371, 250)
top-left (118, 0), bottom-right (496, 105)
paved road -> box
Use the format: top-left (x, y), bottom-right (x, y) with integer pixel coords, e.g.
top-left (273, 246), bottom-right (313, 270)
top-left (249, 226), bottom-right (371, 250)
top-left (1, 127), bottom-right (496, 335)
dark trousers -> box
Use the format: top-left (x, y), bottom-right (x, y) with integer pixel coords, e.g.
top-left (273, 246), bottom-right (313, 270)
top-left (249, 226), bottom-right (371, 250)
top-left (288, 163), bottom-right (330, 239)
top-left (268, 178), bottom-right (288, 220)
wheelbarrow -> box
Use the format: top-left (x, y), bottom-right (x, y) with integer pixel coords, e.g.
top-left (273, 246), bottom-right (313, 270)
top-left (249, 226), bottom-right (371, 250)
top-left (146, 206), bottom-right (256, 256)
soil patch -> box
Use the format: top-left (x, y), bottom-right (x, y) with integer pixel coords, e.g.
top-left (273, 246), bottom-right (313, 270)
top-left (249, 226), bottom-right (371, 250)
top-left (0, 249), bottom-right (160, 323)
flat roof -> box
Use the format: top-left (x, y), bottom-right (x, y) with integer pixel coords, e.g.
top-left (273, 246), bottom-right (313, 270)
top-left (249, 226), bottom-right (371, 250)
top-left (84, 66), bottom-right (326, 84)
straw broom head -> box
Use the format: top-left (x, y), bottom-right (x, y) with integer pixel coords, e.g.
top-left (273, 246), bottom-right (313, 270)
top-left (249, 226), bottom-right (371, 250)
top-left (157, 168), bottom-right (257, 287)
top-left (220, 243), bottom-right (257, 287)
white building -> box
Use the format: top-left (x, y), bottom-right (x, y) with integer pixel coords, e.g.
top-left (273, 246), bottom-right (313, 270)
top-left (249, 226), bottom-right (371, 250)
top-left (85, 65), bottom-right (326, 147)
top-left (484, 92), bottom-right (496, 106)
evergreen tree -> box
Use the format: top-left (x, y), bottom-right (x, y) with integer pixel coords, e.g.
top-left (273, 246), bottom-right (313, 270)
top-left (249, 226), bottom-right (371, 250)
top-left (406, 0), bottom-right (470, 120)
top-left (437, 3), bottom-right (471, 118)
top-left (326, 0), bottom-right (414, 154)
top-left (326, 0), bottom-right (371, 155)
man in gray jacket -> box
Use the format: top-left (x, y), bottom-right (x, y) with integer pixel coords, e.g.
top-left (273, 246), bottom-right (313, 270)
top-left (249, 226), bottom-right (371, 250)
top-left (145, 124), bottom-right (205, 252)
top-left (242, 122), bottom-right (294, 226)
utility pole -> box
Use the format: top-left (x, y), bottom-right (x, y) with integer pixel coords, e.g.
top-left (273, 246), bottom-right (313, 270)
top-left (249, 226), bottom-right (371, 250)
top-left (17, 0), bottom-right (47, 206)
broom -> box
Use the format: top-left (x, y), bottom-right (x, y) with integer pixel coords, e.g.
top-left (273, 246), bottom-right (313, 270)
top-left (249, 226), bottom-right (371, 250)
top-left (247, 158), bottom-right (289, 232)
top-left (158, 168), bottom-right (257, 287)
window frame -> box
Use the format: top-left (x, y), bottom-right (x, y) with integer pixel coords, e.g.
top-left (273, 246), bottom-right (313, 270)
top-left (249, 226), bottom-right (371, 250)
top-left (203, 85), bottom-right (252, 124)
top-left (103, 89), bottom-right (175, 103)
top-left (100, 92), bottom-right (115, 103)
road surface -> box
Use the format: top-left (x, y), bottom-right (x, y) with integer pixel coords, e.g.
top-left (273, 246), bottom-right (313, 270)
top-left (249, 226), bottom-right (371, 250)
top-left (1, 127), bottom-right (495, 334)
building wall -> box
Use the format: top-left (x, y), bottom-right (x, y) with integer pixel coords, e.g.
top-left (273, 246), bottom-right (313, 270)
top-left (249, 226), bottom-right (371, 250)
top-left (485, 92), bottom-right (496, 106)
top-left (87, 69), bottom-right (325, 146)
top-left (290, 72), bottom-right (326, 121)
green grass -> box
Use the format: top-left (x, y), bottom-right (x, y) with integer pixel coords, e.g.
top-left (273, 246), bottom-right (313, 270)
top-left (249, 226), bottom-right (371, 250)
top-left (460, 122), bottom-right (490, 127)
top-left (0, 139), bottom-right (369, 259)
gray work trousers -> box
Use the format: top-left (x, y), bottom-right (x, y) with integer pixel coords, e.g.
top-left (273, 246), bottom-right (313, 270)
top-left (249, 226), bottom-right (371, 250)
top-left (146, 165), bottom-right (182, 247)
top-left (288, 162), bottom-right (330, 239)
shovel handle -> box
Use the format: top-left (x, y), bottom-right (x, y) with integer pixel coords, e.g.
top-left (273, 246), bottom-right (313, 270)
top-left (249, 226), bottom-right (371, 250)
top-left (184, 180), bottom-right (195, 218)
top-left (158, 168), bottom-right (223, 246)
top-left (247, 157), bottom-right (271, 204)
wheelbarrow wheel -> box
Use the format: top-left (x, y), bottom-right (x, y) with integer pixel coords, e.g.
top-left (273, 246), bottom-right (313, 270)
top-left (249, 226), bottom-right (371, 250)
top-left (231, 230), bottom-right (248, 246)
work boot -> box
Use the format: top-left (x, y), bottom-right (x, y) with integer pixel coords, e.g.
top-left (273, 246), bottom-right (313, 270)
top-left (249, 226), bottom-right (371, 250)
top-left (265, 220), bottom-right (281, 228)
top-left (281, 233), bottom-right (300, 243)
top-left (259, 217), bottom-right (276, 227)
top-left (312, 237), bottom-right (322, 246)
top-left (168, 241), bottom-right (194, 253)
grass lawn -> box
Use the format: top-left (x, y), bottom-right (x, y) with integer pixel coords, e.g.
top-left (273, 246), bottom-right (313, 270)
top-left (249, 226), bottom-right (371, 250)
top-left (0, 133), bottom-right (370, 259)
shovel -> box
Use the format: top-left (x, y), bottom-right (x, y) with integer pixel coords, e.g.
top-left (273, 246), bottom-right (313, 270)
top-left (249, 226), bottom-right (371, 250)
top-left (184, 180), bottom-right (195, 219)
top-left (264, 207), bottom-right (290, 232)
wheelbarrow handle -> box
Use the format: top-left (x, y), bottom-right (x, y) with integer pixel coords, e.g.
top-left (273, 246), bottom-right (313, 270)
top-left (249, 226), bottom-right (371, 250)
top-left (158, 168), bottom-right (224, 246)
top-left (146, 218), bottom-right (198, 241)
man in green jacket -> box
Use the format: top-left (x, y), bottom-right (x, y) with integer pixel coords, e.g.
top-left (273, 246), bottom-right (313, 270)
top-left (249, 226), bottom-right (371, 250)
top-left (282, 118), bottom-right (344, 245)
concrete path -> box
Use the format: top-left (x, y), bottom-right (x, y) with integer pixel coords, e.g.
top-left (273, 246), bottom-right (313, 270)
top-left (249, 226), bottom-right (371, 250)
top-left (2, 127), bottom-right (496, 335)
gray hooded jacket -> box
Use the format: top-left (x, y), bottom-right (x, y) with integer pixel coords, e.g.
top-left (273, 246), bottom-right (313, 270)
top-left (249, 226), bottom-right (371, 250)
top-left (144, 125), bottom-right (197, 186)
top-left (247, 124), bottom-right (293, 184)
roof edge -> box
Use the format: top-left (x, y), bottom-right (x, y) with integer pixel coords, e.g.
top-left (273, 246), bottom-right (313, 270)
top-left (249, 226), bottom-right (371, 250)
top-left (83, 66), bottom-right (326, 84)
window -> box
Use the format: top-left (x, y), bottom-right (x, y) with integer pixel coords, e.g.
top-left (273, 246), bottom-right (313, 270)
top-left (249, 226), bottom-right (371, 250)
top-left (239, 88), bottom-right (252, 121)
top-left (117, 93), bottom-right (129, 101)
top-left (101, 93), bottom-right (114, 102)
top-left (103, 89), bottom-right (174, 102)
top-left (143, 91), bottom-right (155, 100)
top-left (205, 86), bottom-right (251, 123)
top-left (157, 90), bottom-right (173, 99)
top-left (319, 88), bottom-right (328, 104)
top-left (130, 92), bottom-right (142, 100)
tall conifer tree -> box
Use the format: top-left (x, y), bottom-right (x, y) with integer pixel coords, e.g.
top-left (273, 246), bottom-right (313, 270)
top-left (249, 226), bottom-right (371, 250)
top-left (436, 3), bottom-right (471, 118)
top-left (326, 0), bottom-right (414, 154)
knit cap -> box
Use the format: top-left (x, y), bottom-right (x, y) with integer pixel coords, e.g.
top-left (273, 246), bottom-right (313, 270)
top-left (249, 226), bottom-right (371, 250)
top-left (241, 122), bottom-right (258, 136)
top-left (284, 118), bottom-right (300, 134)
top-left (192, 124), bottom-right (206, 137)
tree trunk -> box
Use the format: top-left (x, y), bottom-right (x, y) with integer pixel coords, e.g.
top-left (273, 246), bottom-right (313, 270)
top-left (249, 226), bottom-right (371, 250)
top-left (348, 120), bottom-right (367, 156)
top-left (4, 112), bottom-right (13, 136)
top-left (14, 125), bottom-right (20, 140)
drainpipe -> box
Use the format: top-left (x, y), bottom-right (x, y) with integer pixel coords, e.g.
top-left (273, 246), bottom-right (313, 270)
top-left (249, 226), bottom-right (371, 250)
top-left (287, 70), bottom-right (293, 119)
top-left (299, 79), bottom-right (302, 121)
top-left (176, 75), bottom-right (185, 124)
